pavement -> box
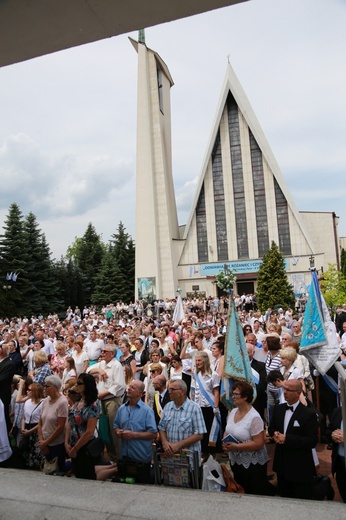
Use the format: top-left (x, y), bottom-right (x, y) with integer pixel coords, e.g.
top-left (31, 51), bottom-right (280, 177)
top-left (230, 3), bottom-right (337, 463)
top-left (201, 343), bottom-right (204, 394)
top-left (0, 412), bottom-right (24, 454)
top-left (0, 460), bottom-right (344, 520)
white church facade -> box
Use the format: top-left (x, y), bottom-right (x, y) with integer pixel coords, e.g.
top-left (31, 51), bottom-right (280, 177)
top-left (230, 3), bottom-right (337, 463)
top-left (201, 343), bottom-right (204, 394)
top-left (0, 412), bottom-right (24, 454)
top-left (132, 35), bottom-right (340, 301)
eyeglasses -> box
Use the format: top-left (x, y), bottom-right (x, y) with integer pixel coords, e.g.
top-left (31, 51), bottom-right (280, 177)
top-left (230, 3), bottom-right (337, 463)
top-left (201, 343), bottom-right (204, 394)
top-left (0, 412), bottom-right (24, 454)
top-left (168, 387), bottom-right (180, 392)
top-left (150, 370), bottom-right (158, 373)
top-left (101, 349), bottom-right (111, 353)
top-left (232, 392), bottom-right (242, 397)
top-left (76, 382), bottom-right (84, 386)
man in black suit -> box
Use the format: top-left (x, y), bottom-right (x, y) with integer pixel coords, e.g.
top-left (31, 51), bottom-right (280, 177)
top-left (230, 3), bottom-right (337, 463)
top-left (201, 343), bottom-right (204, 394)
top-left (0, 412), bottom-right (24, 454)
top-left (269, 379), bottom-right (318, 500)
top-left (0, 343), bottom-right (16, 431)
top-left (152, 375), bottom-right (171, 425)
top-left (246, 343), bottom-right (267, 420)
top-left (328, 406), bottom-right (346, 502)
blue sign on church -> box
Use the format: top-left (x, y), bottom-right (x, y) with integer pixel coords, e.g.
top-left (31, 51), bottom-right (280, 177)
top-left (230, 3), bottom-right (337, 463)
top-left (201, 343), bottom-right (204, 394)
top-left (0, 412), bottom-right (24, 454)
top-left (201, 259), bottom-right (289, 276)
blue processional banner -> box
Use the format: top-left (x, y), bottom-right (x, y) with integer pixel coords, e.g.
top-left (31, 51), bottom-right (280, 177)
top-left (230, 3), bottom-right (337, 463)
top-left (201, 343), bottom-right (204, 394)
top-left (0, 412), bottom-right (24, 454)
top-left (300, 270), bottom-right (327, 351)
top-left (221, 299), bottom-right (256, 409)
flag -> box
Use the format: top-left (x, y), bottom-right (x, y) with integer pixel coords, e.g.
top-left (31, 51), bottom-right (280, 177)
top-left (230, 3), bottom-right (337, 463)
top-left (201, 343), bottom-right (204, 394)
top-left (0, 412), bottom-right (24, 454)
top-left (221, 298), bottom-right (256, 409)
top-left (300, 270), bottom-right (340, 375)
top-left (172, 295), bottom-right (185, 323)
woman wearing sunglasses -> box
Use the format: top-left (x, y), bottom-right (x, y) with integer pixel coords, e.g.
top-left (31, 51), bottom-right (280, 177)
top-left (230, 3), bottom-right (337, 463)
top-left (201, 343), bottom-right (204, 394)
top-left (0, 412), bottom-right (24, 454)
top-left (65, 373), bottom-right (101, 480)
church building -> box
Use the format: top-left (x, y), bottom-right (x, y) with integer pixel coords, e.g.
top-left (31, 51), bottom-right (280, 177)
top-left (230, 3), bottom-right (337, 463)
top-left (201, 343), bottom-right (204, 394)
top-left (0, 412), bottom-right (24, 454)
top-left (131, 34), bottom-right (340, 301)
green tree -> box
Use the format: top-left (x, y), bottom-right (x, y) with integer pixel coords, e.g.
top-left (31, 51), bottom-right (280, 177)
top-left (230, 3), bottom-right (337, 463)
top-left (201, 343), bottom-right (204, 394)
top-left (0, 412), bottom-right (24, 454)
top-left (319, 263), bottom-right (346, 310)
top-left (110, 222), bottom-right (135, 302)
top-left (53, 257), bottom-right (86, 312)
top-left (256, 241), bottom-right (295, 312)
top-left (66, 223), bottom-right (105, 305)
top-left (21, 212), bottom-right (62, 315)
top-left (340, 248), bottom-right (346, 278)
top-left (92, 249), bottom-right (127, 305)
top-left (0, 203), bottom-right (27, 316)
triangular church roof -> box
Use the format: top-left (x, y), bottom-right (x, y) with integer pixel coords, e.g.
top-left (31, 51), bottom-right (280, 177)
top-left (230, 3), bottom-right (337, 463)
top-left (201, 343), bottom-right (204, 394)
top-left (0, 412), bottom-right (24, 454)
top-left (183, 62), bottom-right (315, 254)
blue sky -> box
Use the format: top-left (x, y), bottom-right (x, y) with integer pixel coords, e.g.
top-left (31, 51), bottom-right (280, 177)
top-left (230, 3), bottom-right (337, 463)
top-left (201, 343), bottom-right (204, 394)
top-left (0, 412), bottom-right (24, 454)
top-left (0, 0), bottom-right (345, 258)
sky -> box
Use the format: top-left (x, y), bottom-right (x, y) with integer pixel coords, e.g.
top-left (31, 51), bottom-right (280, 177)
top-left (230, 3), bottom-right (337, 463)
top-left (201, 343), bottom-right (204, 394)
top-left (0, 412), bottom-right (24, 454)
top-left (0, 0), bottom-right (345, 260)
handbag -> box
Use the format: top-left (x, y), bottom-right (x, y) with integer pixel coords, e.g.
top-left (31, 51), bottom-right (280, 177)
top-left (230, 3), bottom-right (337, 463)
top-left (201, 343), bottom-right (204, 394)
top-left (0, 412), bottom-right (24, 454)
top-left (85, 436), bottom-right (104, 459)
top-left (75, 420), bottom-right (104, 459)
top-left (220, 463), bottom-right (245, 493)
top-left (41, 456), bottom-right (59, 474)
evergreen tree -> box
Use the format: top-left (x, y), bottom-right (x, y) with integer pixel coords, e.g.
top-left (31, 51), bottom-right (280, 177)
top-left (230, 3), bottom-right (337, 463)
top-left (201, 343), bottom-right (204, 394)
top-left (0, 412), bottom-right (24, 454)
top-left (21, 212), bottom-right (62, 315)
top-left (92, 249), bottom-right (127, 305)
top-left (53, 257), bottom-right (86, 312)
top-left (256, 241), bottom-right (295, 312)
top-left (66, 223), bottom-right (105, 305)
top-left (0, 203), bottom-right (27, 316)
top-left (110, 222), bottom-right (135, 302)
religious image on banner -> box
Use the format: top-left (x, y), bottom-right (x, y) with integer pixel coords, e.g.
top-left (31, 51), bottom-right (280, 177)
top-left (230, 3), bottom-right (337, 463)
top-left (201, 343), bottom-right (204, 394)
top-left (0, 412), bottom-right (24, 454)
top-left (138, 277), bottom-right (156, 301)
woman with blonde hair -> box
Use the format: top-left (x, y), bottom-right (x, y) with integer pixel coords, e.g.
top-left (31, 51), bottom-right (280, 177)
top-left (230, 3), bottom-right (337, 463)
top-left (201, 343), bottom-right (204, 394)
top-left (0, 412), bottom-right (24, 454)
top-left (193, 351), bottom-right (220, 455)
top-left (50, 342), bottom-right (68, 378)
top-left (279, 347), bottom-right (306, 399)
top-left (144, 363), bottom-right (162, 408)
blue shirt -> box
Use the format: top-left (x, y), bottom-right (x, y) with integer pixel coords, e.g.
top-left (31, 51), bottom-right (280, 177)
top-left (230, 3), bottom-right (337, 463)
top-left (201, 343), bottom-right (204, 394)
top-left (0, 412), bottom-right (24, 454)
top-left (114, 399), bottom-right (157, 463)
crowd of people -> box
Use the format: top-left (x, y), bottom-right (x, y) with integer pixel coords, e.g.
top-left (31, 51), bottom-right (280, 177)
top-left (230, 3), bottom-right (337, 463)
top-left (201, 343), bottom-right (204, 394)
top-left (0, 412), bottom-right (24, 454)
top-left (0, 298), bottom-right (344, 501)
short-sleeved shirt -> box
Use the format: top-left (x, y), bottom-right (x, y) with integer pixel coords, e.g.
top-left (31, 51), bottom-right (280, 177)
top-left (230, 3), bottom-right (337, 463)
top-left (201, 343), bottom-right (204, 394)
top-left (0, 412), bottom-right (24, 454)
top-left (158, 398), bottom-right (206, 456)
top-left (68, 400), bottom-right (100, 446)
top-left (33, 363), bottom-right (52, 385)
top-left (40, 394), bottom-right (69, 446)
top-left (193, 371), bottom-right (220, 408)
top-left (225, 406), bottom-right (268, 468)
top-left (114, 399), bottom-right (157, 463)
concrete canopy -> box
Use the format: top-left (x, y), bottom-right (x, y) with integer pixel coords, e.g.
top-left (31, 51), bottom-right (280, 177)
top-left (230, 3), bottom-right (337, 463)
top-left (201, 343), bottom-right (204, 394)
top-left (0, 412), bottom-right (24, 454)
top-left (0, 0), bottom-right (247, 68)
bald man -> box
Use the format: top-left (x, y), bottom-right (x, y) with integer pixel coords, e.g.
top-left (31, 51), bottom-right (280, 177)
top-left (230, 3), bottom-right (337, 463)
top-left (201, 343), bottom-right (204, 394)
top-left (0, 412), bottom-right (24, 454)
top-left (114, 380), bottom-right (157, 483)
top-left (268, 379), bottom-right (318, 500)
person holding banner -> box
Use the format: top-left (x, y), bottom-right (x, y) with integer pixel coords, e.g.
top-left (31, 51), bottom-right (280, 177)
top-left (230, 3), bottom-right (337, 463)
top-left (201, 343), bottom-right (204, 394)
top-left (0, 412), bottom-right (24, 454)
top-left (192, 351), bottom-right (220, 455)
top-left (222, 380), bottom-right (272, 496)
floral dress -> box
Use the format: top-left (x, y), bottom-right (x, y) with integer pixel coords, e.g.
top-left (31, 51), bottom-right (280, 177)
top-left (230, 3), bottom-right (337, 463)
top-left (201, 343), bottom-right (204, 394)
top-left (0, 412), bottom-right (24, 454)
top-left (68, 400), bottom-right (100, 447)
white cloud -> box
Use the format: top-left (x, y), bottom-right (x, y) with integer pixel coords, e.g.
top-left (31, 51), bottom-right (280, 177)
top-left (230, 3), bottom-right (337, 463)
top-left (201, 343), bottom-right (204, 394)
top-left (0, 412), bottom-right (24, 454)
top-left (0, 0), bottom-right (345, 256)
top-left (0, 134), bottom-right (135, 219)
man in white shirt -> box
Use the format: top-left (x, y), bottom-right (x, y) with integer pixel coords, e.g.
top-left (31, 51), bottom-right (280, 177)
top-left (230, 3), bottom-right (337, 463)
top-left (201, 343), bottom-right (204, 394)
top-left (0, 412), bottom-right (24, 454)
top-left (87, 345), bottom-right (126, 461)
top-left (84, 330), bottom-right (104, 365)
top-left (202, 326), bottom-right (214, 351)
